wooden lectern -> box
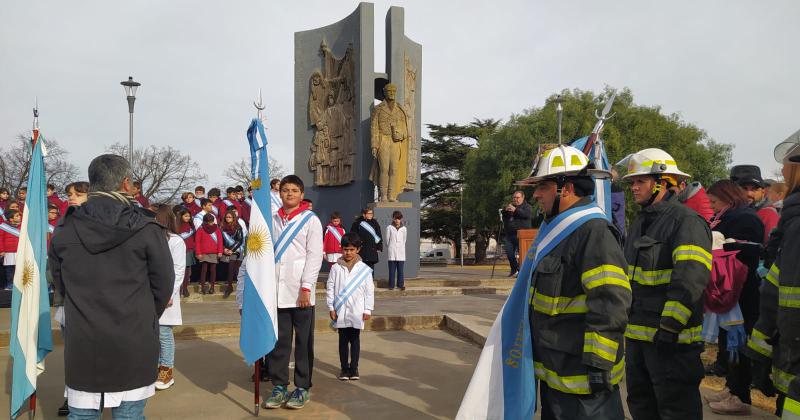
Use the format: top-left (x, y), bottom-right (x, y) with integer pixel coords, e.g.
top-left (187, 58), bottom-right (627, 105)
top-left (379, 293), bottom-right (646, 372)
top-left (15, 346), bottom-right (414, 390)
top-left (517, 228), bottom-right (539, 266)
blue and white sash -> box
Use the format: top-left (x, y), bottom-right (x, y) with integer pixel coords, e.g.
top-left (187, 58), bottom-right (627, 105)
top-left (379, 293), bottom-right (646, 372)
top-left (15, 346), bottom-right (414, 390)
top-left (47, 225), bottom-right (55, 234)
top-left (273, 210), bottom-right (315, 263)
top-left (194, 198), bottom-right (202, 207)
top-left (210, 205), bottom-right (219, 215)
top-left (333, 263), bottom-right (372, 313)
top-left (244, 198), bottom-right (253, 207)
top-left (0, 223), bottom-right (21, 237)
top-left (326, 226), bottom-right (344, 243)
top-left (359, 221), bottom-right (380, 243)
top-left (180, 229), bottom-right (195, 240)
top-left (223, 199), bottom-right (234, 208)
top-left (209, 230), bottom-right (219, 245)
top-left (456, 204), bottom-right (606, 420)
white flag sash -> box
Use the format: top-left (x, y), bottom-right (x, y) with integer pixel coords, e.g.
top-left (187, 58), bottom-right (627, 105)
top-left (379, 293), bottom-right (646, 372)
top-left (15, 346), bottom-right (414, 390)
top-left (273, 210), bottom-right (314, 263)
top-left (326, 226), bottom-right (344, 243)
top-left (0, 223), bottom-right (20, 237)
top-left (359, 220), bottom-right (380, 243)
top-left (333, 263), bottom-right (372, 313)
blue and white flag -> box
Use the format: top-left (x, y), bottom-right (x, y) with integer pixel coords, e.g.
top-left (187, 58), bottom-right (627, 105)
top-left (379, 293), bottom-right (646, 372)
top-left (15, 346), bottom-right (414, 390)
top-left (571, 136), bottom-right (613, 221)
top-left (239, 119), bottom-right (278, 364)
top-left (456, 204), bottom-right (606, 420)
top-left (9, 136), bottom-right (53, 419)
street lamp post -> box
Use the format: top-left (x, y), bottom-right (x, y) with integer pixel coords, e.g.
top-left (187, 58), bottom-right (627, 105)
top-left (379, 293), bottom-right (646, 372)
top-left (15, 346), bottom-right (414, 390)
top-left (120, 76), bottom-right (141, 163)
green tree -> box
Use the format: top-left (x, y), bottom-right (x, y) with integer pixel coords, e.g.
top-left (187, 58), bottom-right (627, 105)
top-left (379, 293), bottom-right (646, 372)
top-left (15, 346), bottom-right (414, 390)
top-left (462, 87), bottom-right (733, 262)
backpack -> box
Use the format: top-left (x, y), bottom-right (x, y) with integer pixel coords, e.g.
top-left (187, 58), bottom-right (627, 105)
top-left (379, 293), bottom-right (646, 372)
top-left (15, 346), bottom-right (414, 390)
top-left (703, 248), bottom-right (748, 314)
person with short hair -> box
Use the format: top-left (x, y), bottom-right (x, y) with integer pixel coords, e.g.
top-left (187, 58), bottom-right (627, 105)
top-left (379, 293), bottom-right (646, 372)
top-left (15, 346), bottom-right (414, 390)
top-left (16, 187), bottom-right (27, 212)
top-left (208, 187), bottom-right (222, 217)
top-left (48, 203), bottom-right (60, 227)
top-left (49, 154), bottom-right (174, 419)
top-left (221, 187), bottom-right (242, 216)
top-left (181, 192), bottom-right (201, 216)
top-left (768, 181), bottom-right (787, 213)
top-left (263, 175), bottom-right (323, 410)
top-left (131, 180), bottom-right (150, 209)
top-left (385, 211), bottom-right (407, 290)
top-left (195, 213), bottom-right (223, 295)
top-left (730, 165), bottom-right (779, 244)
top-left (323, 212), bottom-right (345, 268)
top-left (350, 208), bottom-right (382, 270)
top-left (193, 198), bottom-right (216, 230)
top-left (270, 178), bottom-right (282, 214)
top-left (501, 190), bottom-right (533, 277)
top-left (47, 183), bottom-right (67, 218)
top-left (327, 232), bottom-right (374, 381)
top-left (302, 198), bottom-right (313, 211)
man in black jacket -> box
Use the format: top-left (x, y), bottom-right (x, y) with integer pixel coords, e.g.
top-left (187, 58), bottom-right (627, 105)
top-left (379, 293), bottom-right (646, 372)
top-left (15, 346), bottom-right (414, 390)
top-left (501, 190), bottom-right (533, 276)
top-left (49, 154), bottom-right (173, 419)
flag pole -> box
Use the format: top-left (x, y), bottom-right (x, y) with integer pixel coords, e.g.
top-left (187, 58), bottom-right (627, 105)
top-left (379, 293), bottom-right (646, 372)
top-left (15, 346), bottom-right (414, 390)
top-left (254, 360), bottom-right (261, 416)
top-left (28, 99), bottom-right (40, 420)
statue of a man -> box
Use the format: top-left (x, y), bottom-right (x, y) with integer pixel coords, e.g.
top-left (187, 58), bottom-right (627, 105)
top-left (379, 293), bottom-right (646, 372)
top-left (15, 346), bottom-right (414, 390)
top-left (370, 83), bottom-right (410, 202)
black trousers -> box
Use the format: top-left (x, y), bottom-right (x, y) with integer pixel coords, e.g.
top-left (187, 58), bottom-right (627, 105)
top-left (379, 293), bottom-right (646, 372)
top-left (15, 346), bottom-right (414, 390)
top-left (338, 327), bottom-right (361, 370)
top-left (539, 382), bottom-right (624, 420)
top-left (267, 307), bottom-right (315, 389)
top-left (625, 338), bottom-right (704, 420)
top-left (504, 233), bottom-right (519, 273)
top-left (726, 352), bottom-right (753, 404)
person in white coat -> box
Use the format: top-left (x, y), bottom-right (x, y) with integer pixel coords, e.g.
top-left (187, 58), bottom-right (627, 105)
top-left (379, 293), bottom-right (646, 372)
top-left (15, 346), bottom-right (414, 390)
top-left (327, 232), bottom-right (374, 381)
top-left (385, 211), bottom-right (407, 290)
top-left (154, 205), bottom-right (186, 391)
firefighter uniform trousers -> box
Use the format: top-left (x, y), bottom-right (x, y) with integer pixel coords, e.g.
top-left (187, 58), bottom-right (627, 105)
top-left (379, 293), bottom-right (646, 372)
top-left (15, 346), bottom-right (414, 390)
top-left (624, 196), bottom-right (712, 420)
top-left (528, 210), bottom-right (631, 420)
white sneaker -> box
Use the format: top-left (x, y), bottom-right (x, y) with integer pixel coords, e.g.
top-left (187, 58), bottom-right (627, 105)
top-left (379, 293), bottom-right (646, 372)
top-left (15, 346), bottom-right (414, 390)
top-left (155, 366), bottom-right (174, 390)
top-left (708, 395), bottom-right (751, 415)
top-left (703, 387), bottom-right (731, 404)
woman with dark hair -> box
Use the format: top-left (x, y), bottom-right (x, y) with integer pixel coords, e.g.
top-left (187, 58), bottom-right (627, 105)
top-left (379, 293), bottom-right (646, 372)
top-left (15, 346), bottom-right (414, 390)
top-left (154, 205), bottom-right (186, 391)
top-left (220, 209), bottom-right (244, 298)
top-left (704, 180), bottom-right (765, 415)
top-left (350, 208), bottom-right (382, 270)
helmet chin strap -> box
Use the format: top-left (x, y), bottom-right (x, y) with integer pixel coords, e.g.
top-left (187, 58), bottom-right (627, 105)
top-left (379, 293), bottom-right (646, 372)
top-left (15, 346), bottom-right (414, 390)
top-left (644, 176), bottom-right (664, 207)
top-left (547, 176), bottom-right (567, 218)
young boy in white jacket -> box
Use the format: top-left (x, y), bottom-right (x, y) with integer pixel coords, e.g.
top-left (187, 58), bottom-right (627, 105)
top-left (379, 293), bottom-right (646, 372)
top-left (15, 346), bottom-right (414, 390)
top-left (327, 232), bottom-right (375, 381)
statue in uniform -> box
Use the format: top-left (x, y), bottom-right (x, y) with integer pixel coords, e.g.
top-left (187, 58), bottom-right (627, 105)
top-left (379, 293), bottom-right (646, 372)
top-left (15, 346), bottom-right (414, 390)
top-left (370, 83), bottom-right (411, 202)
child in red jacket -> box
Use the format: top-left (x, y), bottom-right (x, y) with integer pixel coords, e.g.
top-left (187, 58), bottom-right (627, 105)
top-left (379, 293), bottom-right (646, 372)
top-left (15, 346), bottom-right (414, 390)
top-left (177, 209), bottom-right (196, 297)
top-left (1, 209), bottom-right (22, 290)
top-left (324, 212), bottom-right (345, 268)
top-left (195, 213), bottom-right (222, 295)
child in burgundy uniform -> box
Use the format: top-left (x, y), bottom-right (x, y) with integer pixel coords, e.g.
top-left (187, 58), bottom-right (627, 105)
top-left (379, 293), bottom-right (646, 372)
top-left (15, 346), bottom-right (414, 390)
top-left (0, 188), bottom-right (9, 220)
top-left (195, 213), bottom-right (222, 294)
top-left (47, 184), bottom-right (67, 219)
top-left (208, 188), bottom-right (223, 219)
top-left (324, 212), bottom-right (345, 268)
top-left (177, 209), bottom-right (196, 297)
top-left (181, 192), bottom-right (201, 216)
top-left (220, 210), bottom-right (245, 298)
top-left (16, 188), bottom-right (26, 213)
top-left (1, 209), bottom-right (21, 290)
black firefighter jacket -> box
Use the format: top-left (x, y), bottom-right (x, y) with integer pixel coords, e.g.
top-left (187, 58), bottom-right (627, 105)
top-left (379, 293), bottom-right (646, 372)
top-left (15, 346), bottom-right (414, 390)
top-left (529, 200), bottom-right (631, 395)
top-left (49, 192), bottom-right (174, 392)
top-left (748, 190), bottom-right (800, 399)
top-left (624, 194), bottom-right (712, 345)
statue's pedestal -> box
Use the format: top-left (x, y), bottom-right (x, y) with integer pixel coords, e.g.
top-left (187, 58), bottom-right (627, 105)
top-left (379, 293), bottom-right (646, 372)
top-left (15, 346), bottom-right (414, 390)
top-left (367, 201), bottom-right (419, 280)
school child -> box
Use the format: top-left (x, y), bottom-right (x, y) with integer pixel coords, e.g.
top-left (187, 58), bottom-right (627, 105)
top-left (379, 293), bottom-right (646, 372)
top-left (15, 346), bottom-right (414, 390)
top-left (222, 187), bottom-right (242, 215)
top-left (237, 185), bottom-right (251, 224)
top-left (324, 212), bottom-right (345, 267)
top-left (48, 203), bottom-right (60, 227)
top-left (65, 182), bottom-right (89, 207)
top-left (16, 188), bottom-right (26, 213)
top-left (220, 209), bottom-right (244, 298)
top-left (182, 192), bottom-right (201, 215)
top-left (194, 213), bottom-right (222, 294)
top-left (177, 209), bottom-right (196, 297)
top-left (351, 208), bottom-right (382, 270)
top-left (1, 209), bottom-right (22, 290)
top-left (47, 183), bottom-right (67, 218)
top-left (269, 178), bottom-right (282, 214)
top-left (194, 185), bottom-right (206, 207)
top-left (385, 211), bottom-right (407, 290)
top-left (153, 205), bottom-right (185, 391)
top-left (193, 199), bottom-right (216, 230)
top-left (208, 188), bottom-right (223, 218)
top-left (263, 175), bottom-right (323, 410)
top-left (0, 188), bottom-right (9, 220)
top-left (326, 233), bottom-right (374, 381)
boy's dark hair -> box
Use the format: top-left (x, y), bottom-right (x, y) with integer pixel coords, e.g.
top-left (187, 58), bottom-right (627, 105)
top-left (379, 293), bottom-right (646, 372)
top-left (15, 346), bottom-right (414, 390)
top-left (181, 191), bottom-right (194, 201)
top-left (48, 203), bottom-right (59, 211)
top-left (330, 211), bottom-right (341, 220)
top-left (171, 204), bottom-right (184, 215)
top-left (6, 209), bottom-right (19, 220)
top-left (19, 187), bottom-right (27, 192)
top-left (341, 232), bottom-right (362, 249)
top-left (65, 181), bottom-right (90, 194)
top-left (302, 198), bottom-right (313, 204)
top-left (208, 188), bottom-right (221, 198)
top-left (226, 205), bottom-right (237, 212)
top-left (270, 178), bottom-right (281, 188)
top-left (202, 213), bottom-right (215, 224)
top-left (195, 185), bottom-right (205, 192)
top-left (47, 183), bottom-right (56, 191)
top-left (235, 185), bottom-right (244, 192)
top-left (280, 175), bottom-right (305, 192)
top-left (0, 187), bottom-right (8, 194)
top-left (226, 187), bottom-right (236, 195)
top-left (200, 198), bottom-right (212, 207)
top-left (362, 207), bottom-right (372, 215)
top-left (392, 210), bottom-right (403, 220)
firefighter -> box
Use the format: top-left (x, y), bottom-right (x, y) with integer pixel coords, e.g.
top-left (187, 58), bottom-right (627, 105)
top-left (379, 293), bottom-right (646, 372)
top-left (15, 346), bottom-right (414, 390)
top-left (747, 129), bottom-right (800, 419)
top-left (619, 148), bottom-right (712, 420)
top-left (517, 144), bottom-right (631, 419)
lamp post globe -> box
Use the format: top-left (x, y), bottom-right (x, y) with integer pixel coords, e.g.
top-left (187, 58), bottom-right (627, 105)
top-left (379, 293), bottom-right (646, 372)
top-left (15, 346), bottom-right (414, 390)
top-left (120, 76), bottom-right (141, 163)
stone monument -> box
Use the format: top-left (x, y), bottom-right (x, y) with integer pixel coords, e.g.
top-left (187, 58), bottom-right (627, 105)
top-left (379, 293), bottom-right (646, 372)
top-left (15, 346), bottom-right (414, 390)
top-left (295, 3), bottom-right (421, 279)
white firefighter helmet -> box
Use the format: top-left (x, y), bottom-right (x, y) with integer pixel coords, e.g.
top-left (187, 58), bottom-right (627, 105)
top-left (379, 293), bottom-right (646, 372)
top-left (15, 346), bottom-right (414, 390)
top-left (517, 144), bottom-right (607, 185)
top-left (617, 148), bottom-right (690, 180)
top-left (774, 128), bottom-right (800, 164)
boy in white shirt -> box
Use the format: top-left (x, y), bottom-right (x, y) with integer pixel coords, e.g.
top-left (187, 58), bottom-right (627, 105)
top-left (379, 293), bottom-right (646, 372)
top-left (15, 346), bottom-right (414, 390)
top-left (327, 232), bottom-right (374, 381)
top-left (263, 175), bottom-right (323, 410)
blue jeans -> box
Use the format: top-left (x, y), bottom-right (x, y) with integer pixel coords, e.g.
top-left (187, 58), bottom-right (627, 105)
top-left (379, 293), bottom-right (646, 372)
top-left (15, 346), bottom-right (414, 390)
top-left (3, 265), bottom-right (15, 289)
top-left (504, 233), bottom-right (519, 273)
top-left (68, 399), bottom-right (146, 420)
top-left (388, 260), bottom-right (404, 289)
top-left (159, 325), bottom-right (174, 367)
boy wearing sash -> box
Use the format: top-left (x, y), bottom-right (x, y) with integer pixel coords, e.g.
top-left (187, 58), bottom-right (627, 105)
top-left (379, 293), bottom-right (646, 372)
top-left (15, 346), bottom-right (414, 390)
top-left (263, 175), bottom-right (323, 410)
top-left (270, 178), bottom-right (282, 215)
top-left (323, 212), bottom-right (345, 267)
top-left (193, 198), bottom-right (216, 230)
top-left (326, 232), bottom-right (374, 381)
top-left (517, 144), bottom-right (631, 419)
top-left (1, 209), bottom-right (22, 290)
top-left (222, 187), bottom-right (242, 215)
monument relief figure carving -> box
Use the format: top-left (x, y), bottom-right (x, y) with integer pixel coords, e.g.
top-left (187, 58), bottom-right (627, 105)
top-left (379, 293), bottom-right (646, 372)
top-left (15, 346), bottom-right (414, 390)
top-left (307, 41), bottom-right (356, 186)
top-left (370, 83), bottom-right (412, 202)
top-left (403, 54), bottom-right (418, 190)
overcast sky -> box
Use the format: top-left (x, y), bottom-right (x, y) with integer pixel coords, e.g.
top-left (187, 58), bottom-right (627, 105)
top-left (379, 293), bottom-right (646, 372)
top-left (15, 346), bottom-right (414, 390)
top-left (2, 1), bottom-right (798, 186)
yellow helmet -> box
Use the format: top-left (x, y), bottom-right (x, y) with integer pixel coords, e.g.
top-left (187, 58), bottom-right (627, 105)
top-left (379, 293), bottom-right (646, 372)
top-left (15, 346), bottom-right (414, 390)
top-left (617, 148), bottom-right (690, 180)
top-left (517, 144), bottom-right (593, 185)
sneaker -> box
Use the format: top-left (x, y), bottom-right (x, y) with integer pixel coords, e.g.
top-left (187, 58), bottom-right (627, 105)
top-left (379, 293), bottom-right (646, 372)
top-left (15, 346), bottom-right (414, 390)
top-left (703, 387), bottom-right (731, 404)
top-left (285, 388), bottom-right (309, 409)
top-left (207, 285), bottom-right (215, 295)
top-left (223, 285), bottom-right (233, 299)
top-left (155, 366), bottom-right (174, 390)
top-left (349, 368), bottom-right (360, 380)
top-left (338, 369), bottom-right (350, 380)
top-left (262, 385), bottom-right (289, 409)
top-left (709, 395), bottom-right (751, 415)
top-left (57, 399), bottom-right (69, 416)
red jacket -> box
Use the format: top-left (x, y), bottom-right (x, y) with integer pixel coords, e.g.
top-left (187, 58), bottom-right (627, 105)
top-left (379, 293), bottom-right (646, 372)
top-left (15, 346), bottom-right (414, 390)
top-left (48, 195), bottom-right (68, 219)
top-left (135, 194), bottom-right (150, 209)
top-left (1, 222), bottom-right (21, 253)
top-left (757, 206), bottom-right (779, 245)
top-left (184, 201), bottom-right (202, 216)
top-left (681, 185), bottom-right (714, 223)
top-left (210, 199), bottom-right (225, 219)
top-left (195, 226), bottom-right (222, 256)
top-left (218, 197), bottom-right (241, 217)
top-left (179, 222), bottom-right (196, 250)
top-left (323, 224), bottom-right (345, 254)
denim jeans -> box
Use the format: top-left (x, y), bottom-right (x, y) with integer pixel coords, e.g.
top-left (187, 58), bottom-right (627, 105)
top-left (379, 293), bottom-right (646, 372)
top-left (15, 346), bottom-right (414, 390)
top-left (388, 260), bottom-right (404, 289)
top-left (68, 399), bottom-right (146, 420)
top-left (3, 265), bottom-right (14, 289)
top-left (504, 232), bottom-right (520, 274)
top-left (159, 325), bottom-right (174, 367)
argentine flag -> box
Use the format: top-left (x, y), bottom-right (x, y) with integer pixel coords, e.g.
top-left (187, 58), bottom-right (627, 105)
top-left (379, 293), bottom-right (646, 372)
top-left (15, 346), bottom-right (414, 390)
top-left (239, 118), bottom-right (278, 364)
top-left (9, 135), bottom-right (53, 418)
